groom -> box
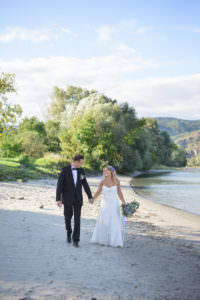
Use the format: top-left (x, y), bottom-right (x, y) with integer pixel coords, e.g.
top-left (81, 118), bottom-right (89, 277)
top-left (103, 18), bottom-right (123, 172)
top-left (56, 154), bottom-right (93, 248)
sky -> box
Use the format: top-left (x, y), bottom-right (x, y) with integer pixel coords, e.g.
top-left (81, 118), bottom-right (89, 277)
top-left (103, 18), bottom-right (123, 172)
top-left (1, 0), bottom-right (200, 120)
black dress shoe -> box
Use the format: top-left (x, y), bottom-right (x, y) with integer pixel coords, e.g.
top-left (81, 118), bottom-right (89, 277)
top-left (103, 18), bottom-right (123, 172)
top-left (73, 241), bottom-right (79, 247)
top-left (67, 235), bottom-right (72, 243)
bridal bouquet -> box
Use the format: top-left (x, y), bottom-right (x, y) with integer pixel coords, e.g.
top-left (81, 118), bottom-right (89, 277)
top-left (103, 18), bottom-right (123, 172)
top-left (121, 201), bottom-right (140, 217)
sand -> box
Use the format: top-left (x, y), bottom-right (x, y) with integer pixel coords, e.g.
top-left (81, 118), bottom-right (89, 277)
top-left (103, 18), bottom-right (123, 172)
top-left (0, 175), bottom-right (200, 300)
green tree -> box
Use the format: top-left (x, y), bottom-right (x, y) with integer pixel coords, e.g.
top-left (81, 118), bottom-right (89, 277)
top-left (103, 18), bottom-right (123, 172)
top-left (47, 84), bottom-right (185, 172)
top-left (18, 117), bottom-right (46, 137)
top-left (168, 145), bottom-right (187, 167)
top-left (20, 131), bottom-right (47, 158)
top-left (0, 130), bottom-right (22, 157)
top-left (47, 85), bottom-right (96, 121)
top-left (0, 72), bottom-right (22, 133)
top-left (45, 120), bottom-right (61, 152)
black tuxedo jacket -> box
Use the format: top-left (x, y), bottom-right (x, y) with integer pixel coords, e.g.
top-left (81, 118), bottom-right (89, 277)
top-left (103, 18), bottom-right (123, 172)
top-left (56, 164), bottom-right (92, 206)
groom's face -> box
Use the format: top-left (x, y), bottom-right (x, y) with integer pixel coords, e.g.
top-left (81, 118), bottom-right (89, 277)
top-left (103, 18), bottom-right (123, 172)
top-left (73, 159), bottom-right (84, 168)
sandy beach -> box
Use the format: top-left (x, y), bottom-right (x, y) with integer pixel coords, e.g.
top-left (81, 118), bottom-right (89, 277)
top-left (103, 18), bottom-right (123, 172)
top-left (0, 175), bottom-right (200, 300)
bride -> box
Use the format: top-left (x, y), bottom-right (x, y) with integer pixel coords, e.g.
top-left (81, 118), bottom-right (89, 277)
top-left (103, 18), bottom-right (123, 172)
top-left (90, 165), bottom-right (126, 248)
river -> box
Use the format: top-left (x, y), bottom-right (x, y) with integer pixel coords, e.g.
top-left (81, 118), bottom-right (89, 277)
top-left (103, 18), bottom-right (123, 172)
top-left (131, 167), bottom-right (200, 216)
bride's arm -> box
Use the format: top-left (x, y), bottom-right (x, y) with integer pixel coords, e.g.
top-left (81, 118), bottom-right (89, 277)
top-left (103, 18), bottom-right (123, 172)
top-left (93, 180), bottom-right (103, 201)
top-left (116, 179), bottom-right (126, 204)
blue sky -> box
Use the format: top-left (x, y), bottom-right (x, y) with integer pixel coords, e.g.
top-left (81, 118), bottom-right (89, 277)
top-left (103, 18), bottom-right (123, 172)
top-left (1, 0), bottom-right (200, 119)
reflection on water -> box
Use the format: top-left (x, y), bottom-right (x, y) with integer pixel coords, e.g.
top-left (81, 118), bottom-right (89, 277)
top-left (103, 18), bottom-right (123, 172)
top-left (131, 168), bottom-right (200, 215)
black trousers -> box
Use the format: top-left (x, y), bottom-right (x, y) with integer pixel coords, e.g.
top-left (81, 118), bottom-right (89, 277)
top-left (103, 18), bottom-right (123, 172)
top-left (64, 201), bottom-right (82, 242)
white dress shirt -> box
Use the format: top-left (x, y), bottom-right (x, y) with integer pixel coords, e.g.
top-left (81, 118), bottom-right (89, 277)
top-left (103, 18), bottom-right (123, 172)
top-left (71, 163), bottom-right (78, 186)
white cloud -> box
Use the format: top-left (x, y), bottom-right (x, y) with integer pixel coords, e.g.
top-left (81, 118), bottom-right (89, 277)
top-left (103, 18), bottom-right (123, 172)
top-left (0, 26), bottom-right (72, 43)
top-left (96, 26), bottom-right (115, 43)
top-left (0, 56), bottom-right (199, 120)
top-left (193, 27), bottom-right (200, 33)
top-left (60, 27), bottom-right (72, 34)
top-left (96, 19), bottom-right (153, 45)
top-left (177, 26), bottom-right (200, 33)
top-left (135, 26), bottom-right (153, 35)
top-left (115, 43), bottom-right (137, 55)
top-left (105, 74), bottom-right (200, 119)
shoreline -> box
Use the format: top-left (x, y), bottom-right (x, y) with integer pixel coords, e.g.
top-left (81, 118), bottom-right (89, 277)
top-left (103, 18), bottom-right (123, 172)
top-left (88, 175), bottom-right (200, 251)
top-left (133, 188), bottom-right (200, 217)
top-left (130, 167), bottom-right (200, 218)
top-left (131, 166), bottom-right (200, 178)
top-left (1, 174), bottom-right (199, 226)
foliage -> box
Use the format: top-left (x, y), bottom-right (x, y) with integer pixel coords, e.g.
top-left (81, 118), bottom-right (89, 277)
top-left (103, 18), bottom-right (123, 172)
top-left (187, 154), bottom-right (200, 167)
top-left (35, 152), bottom-right (70, 169)
top-left (0, 156), bottom-right (64, 181)
top-left (18, 116), bottom-right (46, 137)
top-left (18, 154), bottom-right (35, 167)
top-left (0, 72), bottom-right (22, 132)
top-left (156, 117), bottom-right (200, 136)
top-left (0, 79), bottom-right (188, 178)
top-left (45, 85), bottom-right (186, 171)
top-left (121, 201), bottom-right (140, 217)
top-left (156, 117), bottom-right (199, 166)
top-left (167, 145), bottom-right (187, 167)
top-left (45, 120), bottom-right (61, 152)
top-left (19, 131), bottom-right (47, 158)
top-left (0, 130), bottom-right (22, 157)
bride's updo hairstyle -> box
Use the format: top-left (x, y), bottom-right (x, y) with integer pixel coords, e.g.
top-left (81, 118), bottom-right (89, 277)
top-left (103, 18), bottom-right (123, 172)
top-left (104, 165), bottom-right (118, 184)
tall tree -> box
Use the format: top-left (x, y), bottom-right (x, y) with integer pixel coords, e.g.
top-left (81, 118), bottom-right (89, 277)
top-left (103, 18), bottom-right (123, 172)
top-left (0, 72), bottom-right (22, 133)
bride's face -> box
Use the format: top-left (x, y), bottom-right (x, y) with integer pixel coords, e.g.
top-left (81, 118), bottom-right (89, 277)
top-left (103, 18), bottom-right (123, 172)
top-left (103, 167), bottom-right (111, 178)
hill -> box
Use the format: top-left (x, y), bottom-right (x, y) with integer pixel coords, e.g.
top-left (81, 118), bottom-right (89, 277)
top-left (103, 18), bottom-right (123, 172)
top-left (155, 117), bottom-right (200, 136)
top-left (155, 117), bottom-right (200, 164)
top-left (173, 130), bottom-right (200, 158)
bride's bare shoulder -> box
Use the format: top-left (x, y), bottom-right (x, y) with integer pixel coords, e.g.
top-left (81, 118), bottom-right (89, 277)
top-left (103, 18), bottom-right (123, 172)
top-left (116, 178), bottom-right (120, 185)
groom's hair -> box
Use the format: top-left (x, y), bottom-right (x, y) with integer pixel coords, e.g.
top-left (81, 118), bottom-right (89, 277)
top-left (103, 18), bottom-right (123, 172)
top-left (73, 154), bottom-right (84, 161)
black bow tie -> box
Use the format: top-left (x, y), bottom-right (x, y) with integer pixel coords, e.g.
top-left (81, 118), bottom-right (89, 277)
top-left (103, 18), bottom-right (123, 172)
top-left (72, 167), bottom-right (80, 170)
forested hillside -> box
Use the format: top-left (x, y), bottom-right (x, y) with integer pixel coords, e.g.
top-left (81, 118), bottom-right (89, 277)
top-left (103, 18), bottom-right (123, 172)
top-left (156, 117), bottom-right (200, 136)
top-left (155, 117), bottom-right (200, 166)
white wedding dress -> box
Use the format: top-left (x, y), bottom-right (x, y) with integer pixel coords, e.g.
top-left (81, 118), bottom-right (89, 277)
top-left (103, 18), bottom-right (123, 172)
top-left (90, 185), bottom-right (125, 247)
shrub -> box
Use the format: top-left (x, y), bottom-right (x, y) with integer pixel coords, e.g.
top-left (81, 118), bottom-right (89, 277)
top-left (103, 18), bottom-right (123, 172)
top-left (35, 152), bottom-right (70, 169)
top-left (0, 130), bottom-right (22, 157)
top-left (18, 154), bottom-right (35, 167)
top-left (19, 131), bottom-right (47, 158)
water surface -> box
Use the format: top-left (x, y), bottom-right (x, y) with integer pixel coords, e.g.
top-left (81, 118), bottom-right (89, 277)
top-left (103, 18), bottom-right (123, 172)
top-left (131, 168), bottom-right (200, 215)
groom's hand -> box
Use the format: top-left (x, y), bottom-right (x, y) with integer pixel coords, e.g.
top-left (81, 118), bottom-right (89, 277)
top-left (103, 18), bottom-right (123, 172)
top-left (89, 198), bottom-right (93, 204)
top-left (57, 201), bottom-right (62, 208)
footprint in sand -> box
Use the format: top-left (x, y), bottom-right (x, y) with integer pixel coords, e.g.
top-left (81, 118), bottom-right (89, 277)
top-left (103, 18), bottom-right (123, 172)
top-left (24, 289), bottom-right (34, 297)
top-left (18, 297), bottom-right (34, 300)
top-left (48, 271), bottom-right (54, 276)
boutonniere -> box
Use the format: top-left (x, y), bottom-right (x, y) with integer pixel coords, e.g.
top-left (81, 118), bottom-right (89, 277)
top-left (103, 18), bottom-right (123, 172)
top-left (80, 173), bottom-right (86, 180)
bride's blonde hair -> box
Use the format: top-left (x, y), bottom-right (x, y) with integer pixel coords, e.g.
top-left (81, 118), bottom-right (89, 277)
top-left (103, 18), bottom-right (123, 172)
top-left (103, 165), bottom-right (118, 184)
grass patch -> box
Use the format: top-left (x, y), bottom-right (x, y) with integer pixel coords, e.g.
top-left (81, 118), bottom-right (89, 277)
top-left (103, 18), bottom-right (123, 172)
top-left (0, 155), bottom-right (68, 182)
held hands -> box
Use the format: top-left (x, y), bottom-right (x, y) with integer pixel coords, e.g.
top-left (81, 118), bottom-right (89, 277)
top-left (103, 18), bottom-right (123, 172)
top-left (57, 201), bottom-right (63, 208)
top-left (89, 198), bottom-right (94, 204)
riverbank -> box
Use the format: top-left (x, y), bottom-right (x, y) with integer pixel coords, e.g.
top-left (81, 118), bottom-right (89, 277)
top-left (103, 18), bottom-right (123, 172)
top-left (0, 176), bottom-right (199, 299)
top-left (131, 167), bottom-right (200, 216)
